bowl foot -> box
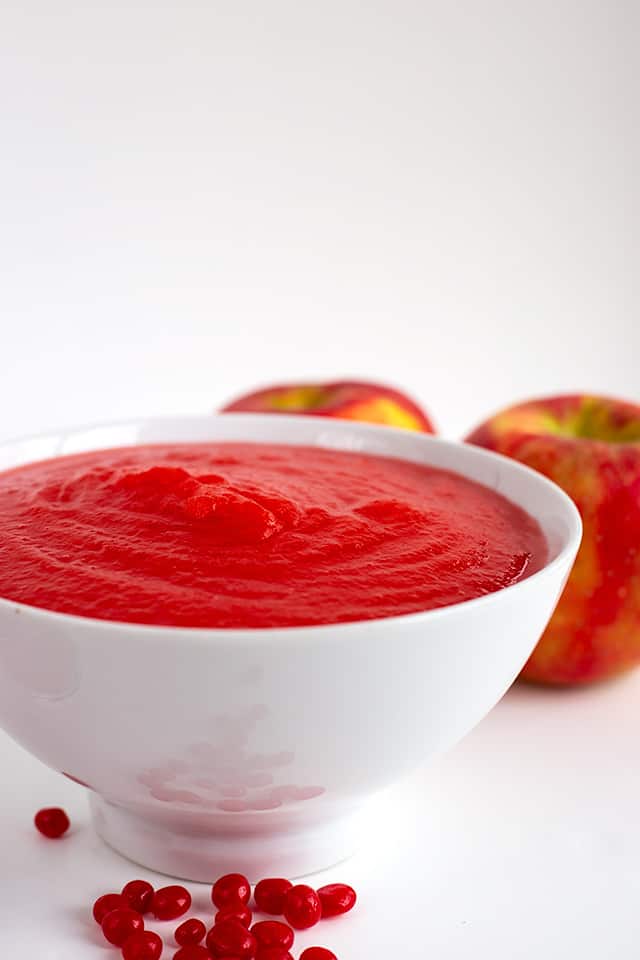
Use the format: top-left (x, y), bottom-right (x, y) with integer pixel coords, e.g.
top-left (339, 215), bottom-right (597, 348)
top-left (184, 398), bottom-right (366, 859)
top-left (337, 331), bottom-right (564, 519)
top-left (90, 794), bottom-right (366, 882)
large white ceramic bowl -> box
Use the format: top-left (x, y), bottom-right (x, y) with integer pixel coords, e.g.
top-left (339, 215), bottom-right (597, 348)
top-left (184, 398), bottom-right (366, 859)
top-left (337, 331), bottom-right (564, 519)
top-left (0, 415), bottom-right (581, 880)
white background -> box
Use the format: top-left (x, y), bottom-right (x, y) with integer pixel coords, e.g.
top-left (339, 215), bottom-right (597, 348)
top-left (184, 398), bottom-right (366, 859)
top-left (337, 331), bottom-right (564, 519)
top-left (0, 1), bottom-right (638, 957)
top-left (0, 0), bottom-right (638, 443)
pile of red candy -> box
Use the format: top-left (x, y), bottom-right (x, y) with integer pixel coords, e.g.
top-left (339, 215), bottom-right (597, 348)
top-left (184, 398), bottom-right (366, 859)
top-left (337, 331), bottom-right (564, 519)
top-left (92, 873), bottom-right (355, 959)
top-left (35, 806), bottom-right (355, 958)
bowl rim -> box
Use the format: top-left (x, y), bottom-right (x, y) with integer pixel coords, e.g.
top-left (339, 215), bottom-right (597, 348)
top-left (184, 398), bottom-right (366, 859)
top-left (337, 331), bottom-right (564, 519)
top-left (0, 413), bottom-right (583, 640)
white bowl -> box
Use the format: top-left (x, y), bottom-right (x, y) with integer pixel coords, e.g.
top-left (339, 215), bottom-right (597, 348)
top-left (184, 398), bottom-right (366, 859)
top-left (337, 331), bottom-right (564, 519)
top-left (0, 415), bottom-right (581, 880)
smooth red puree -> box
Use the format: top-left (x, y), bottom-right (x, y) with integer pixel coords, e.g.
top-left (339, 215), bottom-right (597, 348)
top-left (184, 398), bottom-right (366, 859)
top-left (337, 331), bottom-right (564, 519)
top-left (0, 442), bottom-right (547, 628)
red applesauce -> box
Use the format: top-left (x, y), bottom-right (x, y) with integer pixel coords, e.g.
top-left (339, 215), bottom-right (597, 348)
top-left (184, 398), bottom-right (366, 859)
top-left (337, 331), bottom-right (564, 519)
top-left (0, 442), bottom-right (547, 627)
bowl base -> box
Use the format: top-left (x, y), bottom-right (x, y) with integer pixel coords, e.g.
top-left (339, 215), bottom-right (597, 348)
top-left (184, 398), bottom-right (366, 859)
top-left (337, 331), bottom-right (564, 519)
top-left (90, 794), bottom-right (366, 882)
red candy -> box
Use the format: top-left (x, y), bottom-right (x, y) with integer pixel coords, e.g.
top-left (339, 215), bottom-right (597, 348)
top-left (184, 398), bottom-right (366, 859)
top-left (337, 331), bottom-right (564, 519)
top-left (93, 893), bottom-right (129, 924)
top-left (101, 908), bottom-right (144, 946)
top-left (283, 885), bottom-right (321, 930)
top-left (256, 950), bottom-right (293, 960)
top-left (86, 871), bottom-right (352, 960)
top-left (317, 884), bottom-right (357, 918)
top-left (175, 917), bottom-right (207, 946)
top-left (121, 930), bottom-right (163, 960)
top-left (253, 878), bottom-right (293, 915)
top-left (211, 873), bottom-right (251, 909)
top-left (206, 918), bottom-right (258, 958)
top-left (122, 880), bottom-right (155, 914)
top-left (34, 807), bottom-right (70, 838)
top-left (251, 920), bottom-right (294, 949)
top-left (300, 950), bottom-right (337, 960)
top-left (174, 948), bottom-right (211, 960)
top-left (216, 904), bottom-right (253, 927)
top-left (152, 885), bottom-right (191, 921)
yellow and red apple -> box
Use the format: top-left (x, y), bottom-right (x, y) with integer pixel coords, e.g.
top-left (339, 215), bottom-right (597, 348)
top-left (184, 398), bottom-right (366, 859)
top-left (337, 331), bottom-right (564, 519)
top-left (222, 380), bottom-right (435, 433)
top-left (467, 394), bottom-right (640, 685)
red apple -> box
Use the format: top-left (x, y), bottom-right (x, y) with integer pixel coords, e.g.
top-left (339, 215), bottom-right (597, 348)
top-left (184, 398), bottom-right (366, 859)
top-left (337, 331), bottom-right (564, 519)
top-left (466, 394), bottom-right (640, 685)
top-left (221, 380), bottom-right (435, 433)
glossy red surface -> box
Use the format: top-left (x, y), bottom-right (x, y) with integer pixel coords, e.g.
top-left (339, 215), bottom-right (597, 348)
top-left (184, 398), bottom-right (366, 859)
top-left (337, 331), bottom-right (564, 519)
top-left (0, 442), bottom-right (546, 628)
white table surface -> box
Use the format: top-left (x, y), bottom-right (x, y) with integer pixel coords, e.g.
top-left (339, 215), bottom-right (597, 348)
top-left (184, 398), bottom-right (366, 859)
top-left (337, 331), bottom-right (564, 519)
top-left (2, 670), bottom-right (639, 959)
